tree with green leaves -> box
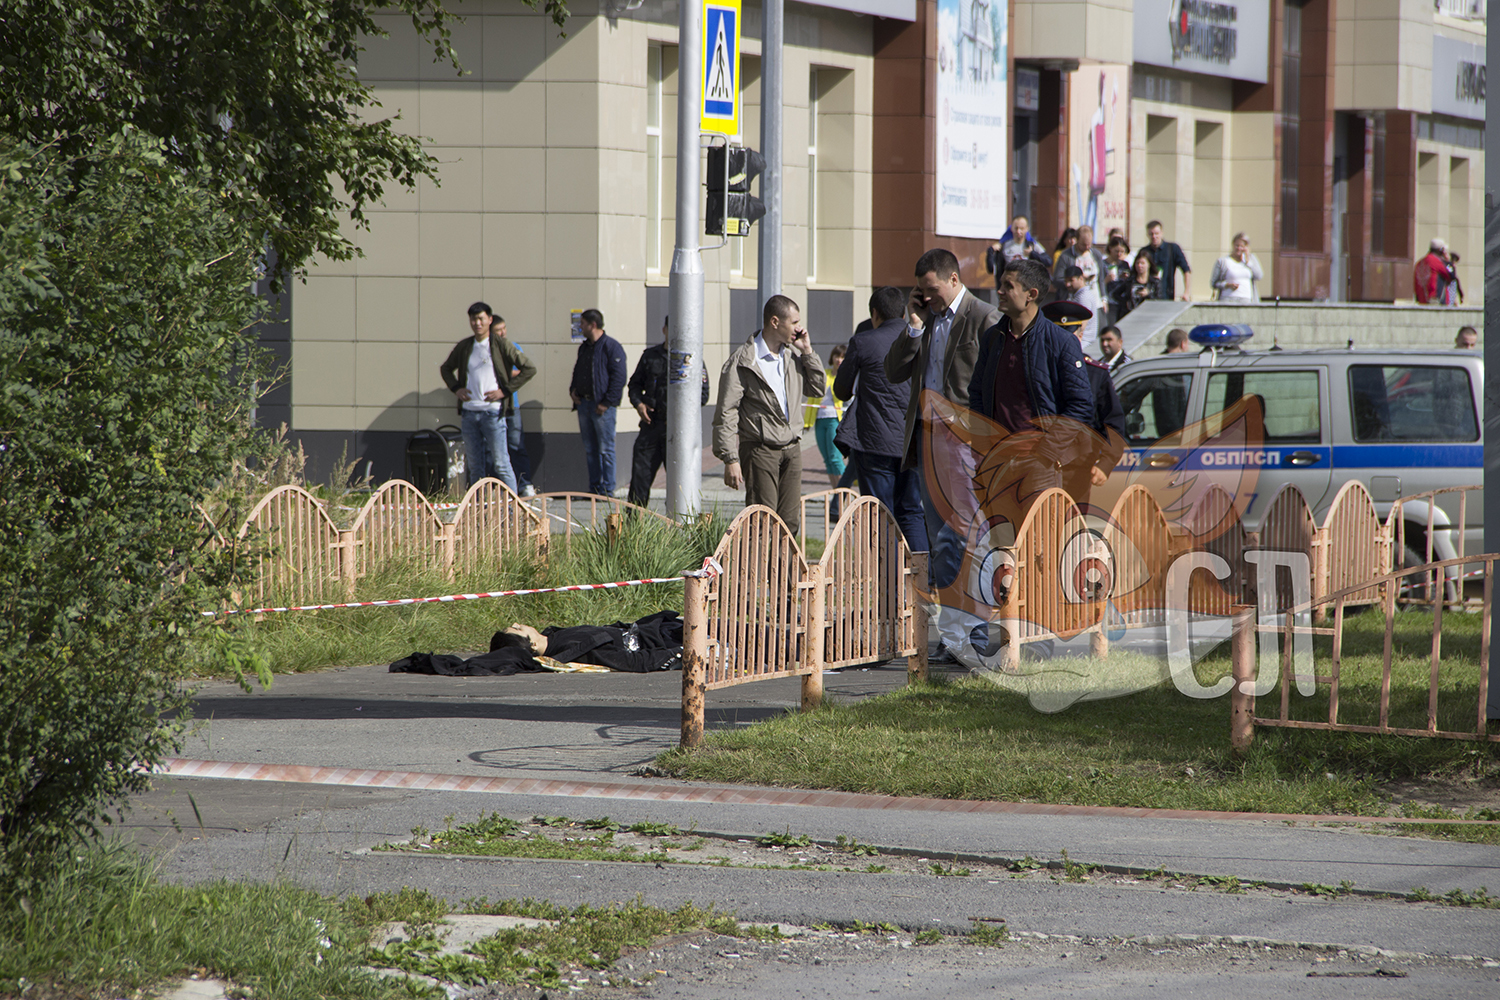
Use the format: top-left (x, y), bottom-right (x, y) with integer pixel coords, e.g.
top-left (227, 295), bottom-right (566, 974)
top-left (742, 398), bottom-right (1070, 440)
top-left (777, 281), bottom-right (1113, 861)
top-left (0, 0), bottom-right (568, 885)
top-left (0, 0), bottom-right (567, 271)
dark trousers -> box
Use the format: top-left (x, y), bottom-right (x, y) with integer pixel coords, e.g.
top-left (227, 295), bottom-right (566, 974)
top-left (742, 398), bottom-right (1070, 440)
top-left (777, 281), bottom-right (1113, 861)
top-left (628, 419), bottom-right (666, 508)
top-left (854, 451), bottom-right (928, 553)
top-left (741, 439), bottom-right (802, 535)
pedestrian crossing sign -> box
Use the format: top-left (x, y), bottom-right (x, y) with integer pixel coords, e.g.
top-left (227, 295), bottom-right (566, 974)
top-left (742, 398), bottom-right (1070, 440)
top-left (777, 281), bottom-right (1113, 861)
top-left (700, 0), bottom-right (741, 136)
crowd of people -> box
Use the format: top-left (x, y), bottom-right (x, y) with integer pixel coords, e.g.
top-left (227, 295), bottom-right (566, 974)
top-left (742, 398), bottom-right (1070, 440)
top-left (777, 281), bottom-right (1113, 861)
top-left (440, 220), bottom-right (1472, 518)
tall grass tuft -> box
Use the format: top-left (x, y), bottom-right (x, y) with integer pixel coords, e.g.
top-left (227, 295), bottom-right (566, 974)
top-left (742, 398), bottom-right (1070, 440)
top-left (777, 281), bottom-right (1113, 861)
top-left (0, 843), bottom-right (400, 999)
top-left (197, 513), bottom-right (728, 675)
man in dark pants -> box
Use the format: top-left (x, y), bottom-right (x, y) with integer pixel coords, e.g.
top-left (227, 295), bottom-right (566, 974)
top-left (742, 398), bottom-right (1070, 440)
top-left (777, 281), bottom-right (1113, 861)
top-left (569, 308), bottom-right (628, 497)
top-left (834, 286), bottom-right (927, 551)
top-left (1041, 301), bottom-right (1125, 512)
top-left (712, 295), bottom-right (826, 535)
top-left (626, 315), bottom-right (709, 509)
top-left (885, 248), bottom-right (1000, 662)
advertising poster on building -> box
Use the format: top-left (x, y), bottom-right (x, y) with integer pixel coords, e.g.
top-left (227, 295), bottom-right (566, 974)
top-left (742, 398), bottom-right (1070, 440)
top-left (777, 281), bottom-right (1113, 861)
top-left (1067, 64), bottom-right (1128, 236)
top-left (934, 0), bottom-right (1008, 239)
top-left (1133, 0), bottom-right (1270, 84)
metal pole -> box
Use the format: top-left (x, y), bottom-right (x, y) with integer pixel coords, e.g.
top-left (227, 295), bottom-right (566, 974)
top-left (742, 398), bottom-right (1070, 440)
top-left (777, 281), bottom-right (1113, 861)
top-left (667, 0), bottom-right (705, 519)
top-left (755, 0), bottom-right (783, 311)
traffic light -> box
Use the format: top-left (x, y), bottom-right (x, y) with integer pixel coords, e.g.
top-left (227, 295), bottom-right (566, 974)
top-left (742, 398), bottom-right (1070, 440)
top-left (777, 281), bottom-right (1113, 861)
top-left (706, 145), bottom-right (766, 237)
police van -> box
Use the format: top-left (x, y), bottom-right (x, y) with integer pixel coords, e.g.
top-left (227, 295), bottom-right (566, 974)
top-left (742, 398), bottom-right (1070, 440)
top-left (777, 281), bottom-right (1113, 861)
top-left (1104, 326), bottom-right (1483, 567)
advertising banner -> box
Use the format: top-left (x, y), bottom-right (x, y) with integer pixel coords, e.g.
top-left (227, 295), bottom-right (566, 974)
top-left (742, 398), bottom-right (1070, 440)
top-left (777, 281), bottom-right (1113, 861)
top-left (934, 0), bottom-right (1008, 239)
top-left (1431, 33), bottom-right (1486, 121)
top-left (1133, 0), bottom-right (1270, 84)
top-left (1067, 64), bottom-right (1128, 236)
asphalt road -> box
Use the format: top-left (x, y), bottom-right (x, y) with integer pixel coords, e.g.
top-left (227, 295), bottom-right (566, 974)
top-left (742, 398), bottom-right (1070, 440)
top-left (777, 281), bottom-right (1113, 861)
top-left (121, 658), bottom-right (1500, 974)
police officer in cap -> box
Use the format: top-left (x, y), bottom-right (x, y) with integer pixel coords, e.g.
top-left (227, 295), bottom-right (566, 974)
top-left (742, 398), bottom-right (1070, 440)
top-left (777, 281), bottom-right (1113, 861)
top-left (1041, 300), bottom-right (1125, 511)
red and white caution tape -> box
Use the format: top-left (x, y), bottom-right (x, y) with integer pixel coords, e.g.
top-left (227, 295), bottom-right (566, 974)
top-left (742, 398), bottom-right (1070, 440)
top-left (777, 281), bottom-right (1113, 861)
top-left (204, 556), bottom-right (722, 617)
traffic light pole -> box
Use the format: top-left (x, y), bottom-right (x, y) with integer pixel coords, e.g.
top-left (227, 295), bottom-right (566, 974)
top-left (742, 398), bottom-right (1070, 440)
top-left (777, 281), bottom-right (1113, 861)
top-left (755, 0), bottom-right (783, 309)
top-left (667, 0), bottom-right (705, 519)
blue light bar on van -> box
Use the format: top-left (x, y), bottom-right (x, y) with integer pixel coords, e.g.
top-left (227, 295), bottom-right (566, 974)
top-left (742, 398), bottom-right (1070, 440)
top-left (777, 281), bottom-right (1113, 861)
top-left (1188, 324), bottom-right (1255, 348)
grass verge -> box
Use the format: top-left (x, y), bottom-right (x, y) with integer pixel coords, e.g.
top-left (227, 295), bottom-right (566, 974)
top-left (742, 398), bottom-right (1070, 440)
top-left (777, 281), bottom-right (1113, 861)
top-left (196, 514), bottom-right (725, 676)
top-left (655, 610), bottom-right (1499, 829)
top-left (0, 843), bottom-right (404, 999)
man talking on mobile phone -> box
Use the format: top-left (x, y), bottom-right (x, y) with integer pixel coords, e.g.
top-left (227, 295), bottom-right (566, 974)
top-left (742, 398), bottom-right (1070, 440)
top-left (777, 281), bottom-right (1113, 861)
top-left (884, 249), bottom-right (1000, 664)
top-left (712, 295), bottom-right (827, 535)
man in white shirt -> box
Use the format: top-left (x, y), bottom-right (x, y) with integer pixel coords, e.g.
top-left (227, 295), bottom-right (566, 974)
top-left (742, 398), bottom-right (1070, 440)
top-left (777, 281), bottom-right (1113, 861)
top-left (711, 295), bottom-right (826, 534)
top-left (439, 302), bottom-right (534, 492)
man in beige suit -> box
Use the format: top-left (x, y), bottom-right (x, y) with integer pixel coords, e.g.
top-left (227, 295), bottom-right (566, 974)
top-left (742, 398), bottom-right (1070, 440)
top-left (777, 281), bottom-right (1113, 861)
top-left (713, 294), bottom-right (827, 535)
top-left (885, 248), bottom-right (1000, 662)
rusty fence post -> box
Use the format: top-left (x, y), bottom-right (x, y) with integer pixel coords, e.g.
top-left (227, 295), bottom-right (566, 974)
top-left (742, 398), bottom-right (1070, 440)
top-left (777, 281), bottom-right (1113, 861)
top-left (1090, 628), bottom-right (1109, 660)
top-left (1230, 603), bottom-right (1257, 755)
top-left (681, 572), bottom-right (709, 747)
top-left (337, 529), bottom-right (358, 600)
top-left (606, 511), bottom-right (624, 548)
top-left (909, 552), bottom-right (929, 684)
top-left (438, 521), bottom-right (456, 580)
top-left (802, 564), bottom-right (826, 711)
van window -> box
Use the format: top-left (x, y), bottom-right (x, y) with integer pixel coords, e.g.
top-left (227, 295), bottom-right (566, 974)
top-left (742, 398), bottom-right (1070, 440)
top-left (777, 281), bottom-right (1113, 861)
top-left (1117, 373), bottom-right (1192, 446)
top-left (1205, 370), bottom-right (1321, 443)
top-left (1348, 365), bottom-right (1478, 442)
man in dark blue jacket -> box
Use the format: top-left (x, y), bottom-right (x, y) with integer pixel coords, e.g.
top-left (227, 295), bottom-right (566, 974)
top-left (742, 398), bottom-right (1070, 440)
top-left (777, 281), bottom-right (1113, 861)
top-left (833, 287), bottom-right (928, 551)
top-left (569, 308), bottom-right (628, 496)
top-left (968, 260), bottom-right (1095, 497)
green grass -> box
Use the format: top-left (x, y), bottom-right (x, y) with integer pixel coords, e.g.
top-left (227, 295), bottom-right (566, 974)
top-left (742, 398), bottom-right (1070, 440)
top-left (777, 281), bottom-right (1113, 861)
top-left (656, 610), bottom-right (1499, 823)
top-left (0, 843), bottom-right (408, 999)
top-left (367, 896), bottom-right (752, 990)
top-left (199, 515), bottom-right (726, 675)
top-left (1, 843), bottom-right (781, 999)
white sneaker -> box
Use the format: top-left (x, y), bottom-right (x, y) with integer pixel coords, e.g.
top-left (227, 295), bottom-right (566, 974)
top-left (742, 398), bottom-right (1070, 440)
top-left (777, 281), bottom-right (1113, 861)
top-left (520, 484), bottom-right (537, 497)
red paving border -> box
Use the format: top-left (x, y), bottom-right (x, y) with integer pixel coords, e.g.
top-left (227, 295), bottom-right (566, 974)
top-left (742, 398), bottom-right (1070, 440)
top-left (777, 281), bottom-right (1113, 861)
top-left (157, 758), bottom-right (1498, 827)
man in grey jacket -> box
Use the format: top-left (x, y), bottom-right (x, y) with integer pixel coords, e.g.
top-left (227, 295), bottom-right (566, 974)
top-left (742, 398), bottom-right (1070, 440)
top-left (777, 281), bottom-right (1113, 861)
top-left (885, 248), bottom-right (1001, 662)
top-left (712, 295), bottom-right (826, 534)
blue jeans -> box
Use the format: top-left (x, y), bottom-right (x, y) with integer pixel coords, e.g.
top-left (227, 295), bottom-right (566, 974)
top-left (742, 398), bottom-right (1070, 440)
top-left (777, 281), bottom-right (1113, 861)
top-left (460, 409), bottom-right (516, 493)
top-left (576, 404), bottom-right (617, 496)
top-left (854, 451), bottom-right (928, 553)
top-left (505, 412), bottom-right (532, 489)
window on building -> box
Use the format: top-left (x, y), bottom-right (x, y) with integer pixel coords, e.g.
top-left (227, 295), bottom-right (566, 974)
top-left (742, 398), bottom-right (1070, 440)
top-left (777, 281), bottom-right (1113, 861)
top-left (1280, 0), bottom-right (1304, 249)
top-left (646, 44), bottom-right (664, 274)
top-left (807, 68), bottom-right (820, 284)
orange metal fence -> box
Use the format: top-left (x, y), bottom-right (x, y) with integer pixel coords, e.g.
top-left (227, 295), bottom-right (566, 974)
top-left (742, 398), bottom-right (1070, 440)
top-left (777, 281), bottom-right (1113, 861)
top-left (228, 478), bottom-right (547, 607)
top-left (1228, 553), bottom-right (1499, 747)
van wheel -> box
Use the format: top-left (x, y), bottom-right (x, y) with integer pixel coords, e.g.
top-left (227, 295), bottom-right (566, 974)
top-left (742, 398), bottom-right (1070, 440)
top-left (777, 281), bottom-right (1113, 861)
top-left (1397, 545), bottom-right (1436, 608)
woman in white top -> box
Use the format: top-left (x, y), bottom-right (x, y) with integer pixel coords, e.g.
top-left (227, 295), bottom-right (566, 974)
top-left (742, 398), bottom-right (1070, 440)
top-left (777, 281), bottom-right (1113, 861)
top-left (1210, 232), bottom-right (1263, 302)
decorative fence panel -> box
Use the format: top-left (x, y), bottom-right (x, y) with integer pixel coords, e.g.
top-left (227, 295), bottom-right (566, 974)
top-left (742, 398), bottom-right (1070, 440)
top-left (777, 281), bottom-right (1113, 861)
top-left (451, 478), bottom-right (549, 572)
top-left (348, 480), bottom-right (447, 575)
top-left (702, 506), bottom-right (812, 691)
top-left (800, 488), bottom-right (861, 551)
top-left (1318, 481), bottom-right (1384, 608)
top-left (1257, 484), bottom-right (1317, 613)
top-left (1003, 489), bottom-right (1103, 645)
top-left (817, 496), bottom-right (920, 669)
top-left (1105, 485), bottom-right (1177, 627)
top-left (1183, 484), bottom-right (1250, 616)
top-left (531, 492), bottom-right (673, 543)
top-left (235, 486), bottom-right (346, 608)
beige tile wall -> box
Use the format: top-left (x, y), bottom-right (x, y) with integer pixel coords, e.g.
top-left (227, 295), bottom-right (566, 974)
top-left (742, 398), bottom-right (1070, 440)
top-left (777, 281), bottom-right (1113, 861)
top-left (1334, 0), bottom-right (1435, 112)
top-left (293, 5), bottom-right (875, 439)
top-left (1016, 0), bottom-right (1133, 64)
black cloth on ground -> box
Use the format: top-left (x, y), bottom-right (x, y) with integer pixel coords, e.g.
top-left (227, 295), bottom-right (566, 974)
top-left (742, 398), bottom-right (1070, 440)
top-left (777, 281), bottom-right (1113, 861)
top-left (389, 610), bottom-right (683, 676)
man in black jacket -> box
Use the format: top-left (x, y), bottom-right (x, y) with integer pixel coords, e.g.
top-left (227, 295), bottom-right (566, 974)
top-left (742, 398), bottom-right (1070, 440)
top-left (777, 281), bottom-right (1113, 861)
top-left (626, 316), bottom-right (710, 508)
top-left (833, 287), bottom-right (928, 551)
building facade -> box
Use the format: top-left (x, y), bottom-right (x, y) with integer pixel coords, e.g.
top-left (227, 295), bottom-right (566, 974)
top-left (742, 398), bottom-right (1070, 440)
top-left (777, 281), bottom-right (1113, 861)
top-left (274, 0), bottom-right (1485, 485)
